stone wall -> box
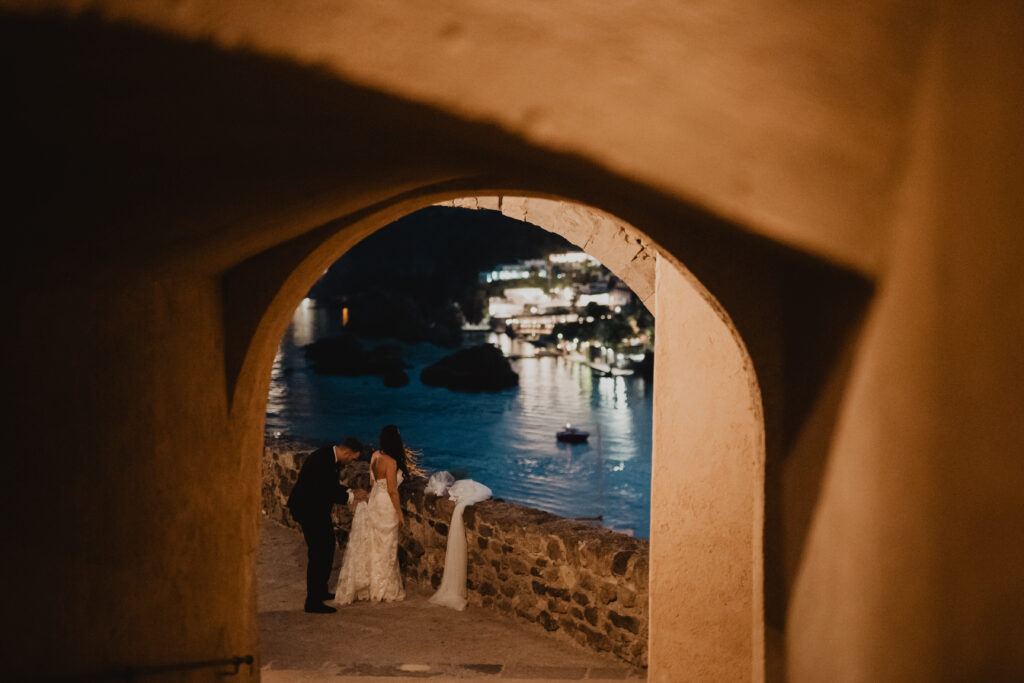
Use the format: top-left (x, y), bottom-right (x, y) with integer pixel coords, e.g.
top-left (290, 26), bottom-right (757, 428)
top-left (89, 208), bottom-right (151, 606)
top-left (262, 438), bottom-right (649, 667)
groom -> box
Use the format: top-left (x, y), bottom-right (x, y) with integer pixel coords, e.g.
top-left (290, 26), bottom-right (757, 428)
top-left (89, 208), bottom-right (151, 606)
top-left (286, 437), bottom-right (368, 613)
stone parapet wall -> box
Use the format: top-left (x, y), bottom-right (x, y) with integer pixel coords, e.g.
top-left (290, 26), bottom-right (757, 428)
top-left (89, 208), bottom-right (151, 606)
top-left (262, 438), bottom-right (649, 667)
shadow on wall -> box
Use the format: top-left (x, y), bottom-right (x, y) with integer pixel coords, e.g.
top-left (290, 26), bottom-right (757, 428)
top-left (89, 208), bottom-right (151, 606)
top-left (649, 207), bottom-right (874, 640)
top-left (4, 8), bottom-right (873, 681)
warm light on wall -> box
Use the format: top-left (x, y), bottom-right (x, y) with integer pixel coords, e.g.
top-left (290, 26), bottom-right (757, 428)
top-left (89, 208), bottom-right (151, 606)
top-left (342, 307), bottom-right (349, 326)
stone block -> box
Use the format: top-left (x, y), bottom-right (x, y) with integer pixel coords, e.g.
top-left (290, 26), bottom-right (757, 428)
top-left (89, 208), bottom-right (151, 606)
top-left (632, 555), bottom-right (649, 590)
top-left (573, 629), bottom-right (590, 648)
top-left (547, 598), bottom-right (569, 614)
top-left (536, 611), bottom-right (558, 632)
top-left (611, 550), bottom-right (634, 575)
top-left (546, 586), bottom-right (569, 601)
top-left (546, 537), bottom-right (565, 562)
top-left (590, 633), bottom-right (613, 652)
top-left (608, 611), bottom-right (641, 634)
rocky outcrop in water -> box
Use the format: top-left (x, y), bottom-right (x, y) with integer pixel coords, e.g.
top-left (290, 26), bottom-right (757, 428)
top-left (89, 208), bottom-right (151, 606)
top-left (420, 344), bottom-right (518, 392)
top-left (303, 334), bottom-right (410, 387)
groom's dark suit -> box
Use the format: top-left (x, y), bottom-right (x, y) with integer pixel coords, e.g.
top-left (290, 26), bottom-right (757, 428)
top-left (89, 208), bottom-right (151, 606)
top-left (286, 445), bottom-right (351, 605)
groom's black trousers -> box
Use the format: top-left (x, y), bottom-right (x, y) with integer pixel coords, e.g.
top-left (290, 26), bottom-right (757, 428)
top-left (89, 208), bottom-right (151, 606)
top-left (298, 516), bottom-right (336, 602)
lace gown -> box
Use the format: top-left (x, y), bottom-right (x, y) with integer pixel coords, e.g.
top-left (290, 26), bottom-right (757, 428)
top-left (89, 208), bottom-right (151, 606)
top-left (335, 453), bottom-right (405, 604)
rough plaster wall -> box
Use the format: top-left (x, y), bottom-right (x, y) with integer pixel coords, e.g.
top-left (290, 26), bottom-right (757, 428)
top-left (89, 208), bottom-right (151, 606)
top-left (650, 256), bottom-right (765, 682)
top-left (4, 276), bottom-right (258, 680)
top-left (440, 196), bottom-right (655, 308)
top-left (10, 0), bottom-right (934, 273)
top-left (4, 1), bottom-right (1021, 680)
top-left (788, 3), bottom-right (1024, 680)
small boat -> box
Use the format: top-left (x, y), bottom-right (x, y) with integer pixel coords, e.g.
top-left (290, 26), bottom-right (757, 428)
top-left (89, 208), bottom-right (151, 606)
top-left (556, 424), bottom-right (589, 443)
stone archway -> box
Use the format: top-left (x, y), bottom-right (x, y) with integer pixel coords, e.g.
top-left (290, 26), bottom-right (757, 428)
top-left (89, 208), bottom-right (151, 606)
top-left (9, 4), bottom-right (1023, 681)
top-left (236, 192), bottom-right (766, 682)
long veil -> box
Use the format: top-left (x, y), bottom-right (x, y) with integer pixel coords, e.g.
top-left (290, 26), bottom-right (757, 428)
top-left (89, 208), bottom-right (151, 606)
top-left (428, 479), bottom-right (492, 610)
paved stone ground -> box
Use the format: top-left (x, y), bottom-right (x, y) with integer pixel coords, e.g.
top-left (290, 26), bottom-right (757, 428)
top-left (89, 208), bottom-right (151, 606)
top-left (259, 519), bottom-right (645, 682)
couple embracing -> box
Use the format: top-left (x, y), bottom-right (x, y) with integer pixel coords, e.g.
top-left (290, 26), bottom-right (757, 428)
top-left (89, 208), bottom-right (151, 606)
top-left (286, 424), bottom-right (414, 613)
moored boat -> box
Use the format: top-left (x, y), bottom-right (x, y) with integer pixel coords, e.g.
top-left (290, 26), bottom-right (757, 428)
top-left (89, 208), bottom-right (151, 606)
top-left (556, 424), bottom-right (589, 443)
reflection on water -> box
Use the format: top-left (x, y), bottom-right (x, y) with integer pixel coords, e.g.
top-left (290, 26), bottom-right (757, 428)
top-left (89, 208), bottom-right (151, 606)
top-left (267, 300), bottom-right (652, 538)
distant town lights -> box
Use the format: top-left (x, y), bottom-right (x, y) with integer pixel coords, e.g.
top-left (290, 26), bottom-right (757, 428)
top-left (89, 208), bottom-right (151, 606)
top-left (549, 252), bottom-right (599, 265)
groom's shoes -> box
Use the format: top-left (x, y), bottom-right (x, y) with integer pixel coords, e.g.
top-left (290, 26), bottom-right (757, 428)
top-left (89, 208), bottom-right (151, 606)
top-left (304, 601), bottom-right (336, 614)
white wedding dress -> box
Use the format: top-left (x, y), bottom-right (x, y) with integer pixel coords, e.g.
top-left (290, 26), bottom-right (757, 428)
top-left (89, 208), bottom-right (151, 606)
top-left (334, 453), bottom-right (405, 604)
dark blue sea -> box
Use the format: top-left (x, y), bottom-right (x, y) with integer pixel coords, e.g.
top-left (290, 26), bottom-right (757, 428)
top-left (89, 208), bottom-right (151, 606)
top-left (266, 298), bottom-right (652, 538)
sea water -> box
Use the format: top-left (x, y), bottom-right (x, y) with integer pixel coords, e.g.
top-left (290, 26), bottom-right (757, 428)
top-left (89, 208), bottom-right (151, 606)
top-left (266, 298), bottom-right (652, 537)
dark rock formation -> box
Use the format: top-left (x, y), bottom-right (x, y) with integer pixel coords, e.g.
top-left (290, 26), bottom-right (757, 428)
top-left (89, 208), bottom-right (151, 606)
top-left (382, 369), bottom-right (410, 387)
top-left (420, 344), bottom-right (519, 392)
top-left (303, 333), bottom-right (410, 387)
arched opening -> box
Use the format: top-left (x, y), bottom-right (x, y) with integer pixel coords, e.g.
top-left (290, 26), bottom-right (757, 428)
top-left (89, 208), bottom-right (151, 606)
top-left (10, 3), bottom-right (1024, 681)
top-left (235, 193), bottom-right (766, 681)
top-left (3, 12), bottom-right (881, 681)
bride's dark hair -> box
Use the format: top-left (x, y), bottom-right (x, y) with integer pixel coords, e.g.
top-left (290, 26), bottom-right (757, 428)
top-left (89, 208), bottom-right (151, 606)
top-left (378, 424), bottom-right (421, 476)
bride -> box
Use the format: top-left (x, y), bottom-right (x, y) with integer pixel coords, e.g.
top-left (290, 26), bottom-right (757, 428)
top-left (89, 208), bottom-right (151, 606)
top-left (335, 425), bottom-right (414, 604)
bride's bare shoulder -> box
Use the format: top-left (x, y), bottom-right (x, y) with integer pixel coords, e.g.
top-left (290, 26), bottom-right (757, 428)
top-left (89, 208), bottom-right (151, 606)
top-left (372, 450), bottom-right (396, 467)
